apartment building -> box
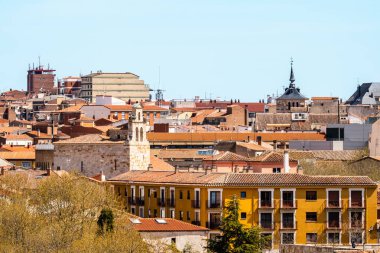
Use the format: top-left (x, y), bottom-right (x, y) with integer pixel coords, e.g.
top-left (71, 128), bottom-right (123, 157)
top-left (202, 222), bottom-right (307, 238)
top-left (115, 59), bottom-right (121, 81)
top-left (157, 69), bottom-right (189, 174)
top-left (108, 172), bottom-right (378, 251)
top-left (80, 72), bottom-right (150, 103)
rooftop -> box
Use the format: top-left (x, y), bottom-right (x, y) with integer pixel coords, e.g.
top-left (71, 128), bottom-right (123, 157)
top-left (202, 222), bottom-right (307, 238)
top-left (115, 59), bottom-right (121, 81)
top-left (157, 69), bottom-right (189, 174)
top-left (130, 218), bottom-right (208, 232)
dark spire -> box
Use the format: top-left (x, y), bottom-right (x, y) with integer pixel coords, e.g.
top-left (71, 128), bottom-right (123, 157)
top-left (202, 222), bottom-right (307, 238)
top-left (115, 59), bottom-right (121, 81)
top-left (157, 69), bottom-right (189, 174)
top-left (289, 57), bottom-right (295, 88)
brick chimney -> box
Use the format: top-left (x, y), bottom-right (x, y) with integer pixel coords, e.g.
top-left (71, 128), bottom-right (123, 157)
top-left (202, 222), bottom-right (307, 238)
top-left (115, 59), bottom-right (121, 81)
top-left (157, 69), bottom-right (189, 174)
top-left (283, 150), bottom-right (290, 173)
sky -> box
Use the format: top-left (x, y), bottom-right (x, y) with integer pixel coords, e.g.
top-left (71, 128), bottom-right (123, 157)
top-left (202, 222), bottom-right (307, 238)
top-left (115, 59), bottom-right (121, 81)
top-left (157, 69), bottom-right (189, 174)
top-left (0, 0), bottom-right (379, 101)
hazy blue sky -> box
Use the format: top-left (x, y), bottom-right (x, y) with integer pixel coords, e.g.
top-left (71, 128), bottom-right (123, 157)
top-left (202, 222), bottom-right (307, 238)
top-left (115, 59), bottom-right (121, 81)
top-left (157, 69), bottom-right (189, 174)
top-left (0, 0), bottom-right (379, 101)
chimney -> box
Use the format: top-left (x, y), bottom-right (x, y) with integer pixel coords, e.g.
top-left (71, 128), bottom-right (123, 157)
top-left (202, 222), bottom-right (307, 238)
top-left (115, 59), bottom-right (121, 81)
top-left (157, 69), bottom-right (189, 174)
top-left (47, 167), bottom-right (51, 176)
top-left (147, 163), bottom-right (153, 171)
top-left (283, 150), bottom-right (290, 173)
top-left (273, 140), bottom-right (277, 150)
top-left (205, 166), bottom-right (211, 175)
top-left (100, 170), bottom-right (106, 181)
top-left (257, 136), bottom-right (262, 146)
top-left (37, 129), bottom-right (40, 137)
top-left (175, 165), bottom-right (179, 173)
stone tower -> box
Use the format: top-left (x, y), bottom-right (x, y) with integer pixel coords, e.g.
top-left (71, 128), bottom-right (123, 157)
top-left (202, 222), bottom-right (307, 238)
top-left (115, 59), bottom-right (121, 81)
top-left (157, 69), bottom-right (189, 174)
top-left (126, 102), bottom-right (150, 170)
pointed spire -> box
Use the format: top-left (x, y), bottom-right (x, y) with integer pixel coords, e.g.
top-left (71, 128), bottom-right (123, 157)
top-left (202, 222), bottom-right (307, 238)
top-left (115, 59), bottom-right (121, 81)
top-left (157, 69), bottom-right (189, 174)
top-left (289, 57), bottom-right (295, 88)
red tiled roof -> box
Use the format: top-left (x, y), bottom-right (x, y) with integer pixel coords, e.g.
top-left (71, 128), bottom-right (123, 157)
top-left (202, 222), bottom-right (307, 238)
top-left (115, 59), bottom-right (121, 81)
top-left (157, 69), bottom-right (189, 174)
top-left (108, 171), bottom-right (375, 187)
top-left (131, 218), bottom-right (208, 232)
top-left (147, 132), bottom-right (325, 143)
top-left (204, 151), bottom-right (250, 161)
top-left (106, 105), bottom-right (167, 112)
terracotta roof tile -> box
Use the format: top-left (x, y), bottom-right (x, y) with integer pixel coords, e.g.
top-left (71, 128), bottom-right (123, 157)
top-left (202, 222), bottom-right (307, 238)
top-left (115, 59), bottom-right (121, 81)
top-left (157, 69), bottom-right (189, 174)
top-left (236, 141), bottom-right (272, 151)
top-left (4, 134), bottom-right (33, 140)
top-left (55, 134), bottom-right (124, 144)
top-left (249, 150), bottom-right (297, 163)
top-left (131, 218), bottom-right (208, 232)
top-left (109, 171), bottom-right (375, 187)
top-left (204, 151), bottom-right (250, 161)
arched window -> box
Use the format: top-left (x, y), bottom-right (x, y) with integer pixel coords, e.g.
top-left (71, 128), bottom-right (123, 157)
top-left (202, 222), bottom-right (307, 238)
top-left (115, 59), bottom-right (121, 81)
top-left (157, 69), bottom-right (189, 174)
top-left (296, 102), bottom-right (299, 107)
top-left (292, 102), bottom-right (295, 107)
top-left (138, 112), bottom-right (141, 121)
top-left (135, 127), bottom-right (139, 141)
top-left (140, 127), bottom-right (144, 141)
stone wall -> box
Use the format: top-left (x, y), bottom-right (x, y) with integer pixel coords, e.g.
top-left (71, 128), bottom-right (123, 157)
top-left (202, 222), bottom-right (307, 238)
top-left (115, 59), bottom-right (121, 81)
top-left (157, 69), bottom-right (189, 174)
top-left (53, 142), bottom-right (130, 178)
top-left (279, 244), bottom-right (380, 253)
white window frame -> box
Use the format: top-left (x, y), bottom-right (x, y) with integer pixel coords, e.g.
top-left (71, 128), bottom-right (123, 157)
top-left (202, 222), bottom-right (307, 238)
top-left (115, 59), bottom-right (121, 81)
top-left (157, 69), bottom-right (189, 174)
top-left (194, 188), bottom-right (201, 209)
top-left (281, 232), bottom-right (296, 244)
top-left (195, 210), bottom-right (200, 222)
top-left (131, 185), bottom-right (136, 205)
top-left (170, 208), bottom-right (175, 219)
top-left (349, 188), bottom-right (364, 208)
top-left (326, 231), bottom-right (341, 245)
top-left (258, 210), bottom-right (274, 230)
top-left (258, 188), bottom-right (274, 208)
top-left (349, 210), bottom-right (364, 229)
top-left (349, 231), bottom-right (364, 245)
top-left (260, 231), bottom-right (274, 250)
top-left (305, 232), bottom-right (318, 244)
top-left (139, 186), bottom-right (144, 198)
top-left (326, 210), bottom-right (341, 229)
top-left (326, 188), bottom-right (342, 208)
top-left (280, 210), bottom-right (296, 229)
top-left (160, 208), bottom-right (165, 218)
top-left (207, 188), bottom-right (223, 208)
top-left (280, 188), bottom-right (296, 208)
top-left (139, 207), bottom-right (144, 218)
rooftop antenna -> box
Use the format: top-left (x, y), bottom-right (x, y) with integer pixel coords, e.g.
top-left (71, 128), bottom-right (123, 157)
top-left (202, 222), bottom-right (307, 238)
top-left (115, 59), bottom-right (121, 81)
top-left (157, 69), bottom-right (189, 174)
top-left (38, 56), bottom-right (41, 68)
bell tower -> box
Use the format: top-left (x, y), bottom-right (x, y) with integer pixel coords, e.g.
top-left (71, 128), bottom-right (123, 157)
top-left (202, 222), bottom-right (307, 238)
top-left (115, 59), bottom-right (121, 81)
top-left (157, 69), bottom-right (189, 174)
top-left (126, 102), bottom-right (150, 170)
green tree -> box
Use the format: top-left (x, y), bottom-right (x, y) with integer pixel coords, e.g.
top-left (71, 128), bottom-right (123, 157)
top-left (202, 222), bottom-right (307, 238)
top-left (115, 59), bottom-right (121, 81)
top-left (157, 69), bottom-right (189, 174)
top-left (97, 208), bottom-right (115, 235)
top-left (207, 195), bottom-right (269, 253)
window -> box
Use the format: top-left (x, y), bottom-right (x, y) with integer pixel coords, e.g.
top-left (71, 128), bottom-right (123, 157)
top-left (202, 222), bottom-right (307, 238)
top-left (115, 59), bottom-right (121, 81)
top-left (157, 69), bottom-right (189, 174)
top-left (306, 191), bottom-right (317, 201)
top-left (170, 210), bottom-right (175, 218)
top-left (260, 191), bottom-right (272, 208)
top-left (135, 127), bottom-right (139, 141)
top-left (80, 161), bottom-right (84, 173)
top-left (179, 191), bottom-right (183, 199)
top-left (154, 191), bottom-right (157, 198)
top-left (327, 233), bottom-right (340, 244)
top-left (121, 112), bottom-right (125, 120)
top-left (273, 168), bottom-right (281, 173)
top-left (351, 232), bottom-right (363, 244)
top-left (306, 233), bottom-right (317, 243)
top-left (350, 190), bottom-right (363, 207)
top-left (160, 208), bottom-right (165, 218)
top-left (282, 191), bottom-right (294, 208)
top-left (147, 189), bottom-right (151, 197)
top-left (131, 207), bottom-right (135, 215)
top-left (171, 238), bottom-right (176, 244)
top-left (139, 207), bottom-right (144, 218)
top-left (22, 161), bottom-right (31, 168)
top-left (114, 112), bottom-right (118, 117)
top-left (282, 212), bottom-right (294, 229)
top-left (306, 212), bottom-right (317, 222)
top-left (282, 233), bottom-right (294, 244)
top-left (350, 211), bottom-right (363, 228)
top-left (209, 191), bottom-right (221, 208)
top-left (179, 211), bottom-right (183, 220)
top-left (328, 212), bottom-right (340, 228)
top-left (261, 233), bottom-right (272, 249)
top-left (240, 191), bottom-right (247, 199)
top-left (260, 212), bottom-right (272, 229)
top-left (187, 211), bottom-right (190, 220)
top-left (328, 190), bottom-right (340, 207)
top-left (241, 212), bottom-right (247, 220)
top-left (187, 190), bottom-right (190, 200)
top-left (153, 209), bottom-right (157, 217)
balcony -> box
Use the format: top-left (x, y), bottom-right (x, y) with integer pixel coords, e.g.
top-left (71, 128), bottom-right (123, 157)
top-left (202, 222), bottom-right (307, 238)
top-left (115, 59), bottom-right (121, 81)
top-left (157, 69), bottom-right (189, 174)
top-left (167, 199), bottom-right (175, 208)
top-left (192, 200), bottom-right (201, 208)
top-left (207, 200), bottom-right (222, 209)
top-left (128, 197), bottom-right (136, 205)
top-left (136, 197), bottom-right (145, 206)
top-left (260, 201), bottom-right (274, 209)
top-left (281, 221), bottom-right (297, 230)
top-left (157, 198), bottom-right (166, 207)
top-left (260, 221), bottom-right (274, 230)
top-left (281, 199), bottom-right (297, 209)
top-left (191, 221), bottom-right (201, 226)
top-left (206, 220), bottom-right (221, 229)
top-left (350, 200), bottom-right (364, 209)
top-left (327, 200), bottom-right (341, 209)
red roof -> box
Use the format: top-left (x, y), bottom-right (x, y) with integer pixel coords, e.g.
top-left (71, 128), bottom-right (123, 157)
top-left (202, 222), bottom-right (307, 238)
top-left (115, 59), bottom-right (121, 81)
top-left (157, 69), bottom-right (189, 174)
top-left (130, 218), bottom-right (208, 232)
top-left (106, 105), bottom-right (167, 112)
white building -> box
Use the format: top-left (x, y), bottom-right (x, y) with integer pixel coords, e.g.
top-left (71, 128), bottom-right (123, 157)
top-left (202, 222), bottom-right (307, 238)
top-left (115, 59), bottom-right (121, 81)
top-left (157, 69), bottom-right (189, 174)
top-left (130, 217), bottom-right (209, 252)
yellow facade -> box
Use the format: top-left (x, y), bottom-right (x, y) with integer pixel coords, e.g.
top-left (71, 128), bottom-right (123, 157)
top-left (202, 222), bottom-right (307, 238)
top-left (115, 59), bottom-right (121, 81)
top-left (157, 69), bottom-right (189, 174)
top-left (111, 181), bottom-right (378, 250)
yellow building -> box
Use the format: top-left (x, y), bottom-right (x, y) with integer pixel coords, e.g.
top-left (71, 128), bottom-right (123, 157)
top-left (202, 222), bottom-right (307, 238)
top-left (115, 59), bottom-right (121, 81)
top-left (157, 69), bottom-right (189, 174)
top-left (108, 171), bottom-right (378, 250)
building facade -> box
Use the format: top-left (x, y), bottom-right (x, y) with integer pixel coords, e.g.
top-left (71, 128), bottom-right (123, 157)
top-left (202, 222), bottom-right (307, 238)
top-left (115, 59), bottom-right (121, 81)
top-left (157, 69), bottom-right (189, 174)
top-left (109, 172), bottom-right (378, 251)
top-left (27, 64), bottom-right (56, 94)
top-left (80, 72), bottom-right (150, 103)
